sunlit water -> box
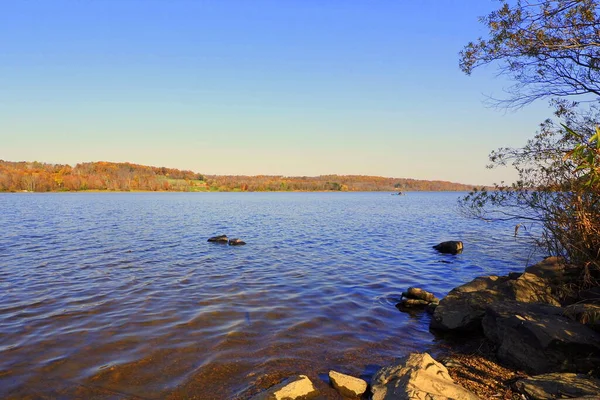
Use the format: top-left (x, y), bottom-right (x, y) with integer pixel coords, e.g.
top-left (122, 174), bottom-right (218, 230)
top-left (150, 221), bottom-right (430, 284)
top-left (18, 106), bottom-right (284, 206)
top-left (0, 192), bottom-right (542, 399)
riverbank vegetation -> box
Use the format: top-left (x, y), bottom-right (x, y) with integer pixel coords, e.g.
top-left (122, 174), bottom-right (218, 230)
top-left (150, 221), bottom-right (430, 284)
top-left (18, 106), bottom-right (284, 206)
top-left (0, 160), bottom-right (474, 193)
top-left (459, 0), bottom-right (600, 288)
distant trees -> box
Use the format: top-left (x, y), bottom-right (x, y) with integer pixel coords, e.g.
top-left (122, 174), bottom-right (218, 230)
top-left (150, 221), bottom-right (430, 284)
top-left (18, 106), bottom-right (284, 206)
top-left (0, 160), bottom-right (475, 193)
top-left (0, 161), bottom-right (204, 192)
top-left (201, 174), bottom-right (474, 192)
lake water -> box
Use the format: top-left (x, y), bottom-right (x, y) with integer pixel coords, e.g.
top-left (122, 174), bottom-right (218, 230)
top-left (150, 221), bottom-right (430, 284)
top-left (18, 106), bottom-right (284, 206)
top-left (0, 192), bottom-right (542, 399)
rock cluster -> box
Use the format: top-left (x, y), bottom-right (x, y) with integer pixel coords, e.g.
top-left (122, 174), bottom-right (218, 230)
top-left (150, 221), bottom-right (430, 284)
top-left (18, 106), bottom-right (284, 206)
top-left (249, 250), bottom-right (600, 400)
top-left (430, 256), bottom-right (600, 376)
top-left (207, 235), bottom-right (246, 245)
top-left (251, 353), bottom-right (479, 400)
top-left (396, 287), bottom-right (439, 313)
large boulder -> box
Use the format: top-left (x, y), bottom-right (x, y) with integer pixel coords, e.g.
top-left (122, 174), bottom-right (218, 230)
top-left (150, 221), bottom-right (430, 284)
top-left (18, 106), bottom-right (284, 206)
top-left (328, 370), bottom-right (367, 398)
top-left (513, 372), bottom-right (600, 400)
top-left (250, 375), bottom-right (318, 400)
top-left (430, 275), bottom-right (511, 331)
top-left (371, 352), bottom-right (479, 400)
top-left (431, 263), bottom-right (562, 332)
top-left (482, 301), bottom-right (600, 374)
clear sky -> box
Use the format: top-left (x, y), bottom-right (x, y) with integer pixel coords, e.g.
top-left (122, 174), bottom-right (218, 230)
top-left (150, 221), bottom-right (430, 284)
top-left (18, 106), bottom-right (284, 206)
top-left (1, 0), bottom-right (554, 185)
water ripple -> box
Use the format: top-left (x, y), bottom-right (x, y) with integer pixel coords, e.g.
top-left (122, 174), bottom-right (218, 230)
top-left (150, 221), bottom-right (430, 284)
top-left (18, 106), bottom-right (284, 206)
top-left (0, 192), bottom-right (541, 399)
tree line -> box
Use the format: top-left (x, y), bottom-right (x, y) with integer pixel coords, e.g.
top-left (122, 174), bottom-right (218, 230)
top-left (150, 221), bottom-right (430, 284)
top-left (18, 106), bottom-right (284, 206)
top-left (0, 160), bottom-right (474, 192)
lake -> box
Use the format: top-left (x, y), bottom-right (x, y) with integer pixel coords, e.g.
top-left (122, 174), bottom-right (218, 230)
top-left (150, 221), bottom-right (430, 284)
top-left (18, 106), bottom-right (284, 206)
top-left (0, 192), bottom-right (541, 399)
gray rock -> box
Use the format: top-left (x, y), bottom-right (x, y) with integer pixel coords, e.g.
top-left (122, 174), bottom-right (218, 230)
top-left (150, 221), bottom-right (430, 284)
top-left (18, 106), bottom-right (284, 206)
top-left (250, 375), bottom-right (318, 400)
top-left (430, 275), bottom-right (511, 331)
top-left (371, 352), bottom-right (480, 400)
top-left (328, 370), bottom-right (367, 398)
top-left (482, 301), bottom-right (600, 374)
top-left (433, 241), bottom-right (464, 255)
top-left (430, 262), bottom-right (562, 332)
top-left (513, 372), bottom-right (600, 400)
top-left (208, 234), bottom-right (228, 243)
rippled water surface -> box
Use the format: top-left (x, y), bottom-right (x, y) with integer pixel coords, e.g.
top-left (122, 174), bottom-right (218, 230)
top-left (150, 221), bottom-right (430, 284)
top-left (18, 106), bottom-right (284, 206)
top-left (0, 192), bottom-right (541, 399)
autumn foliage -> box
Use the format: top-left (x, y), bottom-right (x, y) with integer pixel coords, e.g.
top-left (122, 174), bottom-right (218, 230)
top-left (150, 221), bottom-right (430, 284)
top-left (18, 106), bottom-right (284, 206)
top-left (0, 160), bottom-right (474, 192)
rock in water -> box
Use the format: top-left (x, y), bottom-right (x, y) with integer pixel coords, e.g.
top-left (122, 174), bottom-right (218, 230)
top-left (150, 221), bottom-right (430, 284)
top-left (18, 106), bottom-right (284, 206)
top-left (328, 370), bottom-right (367, 398)
top-left (371, 352), bottom-right (479, 400)
top-left (228, 238), bottom-right (246, 246)
top-left (397, 287), bottom-right (440, 312)
top-left (208, 235), bottom-right (228, 243)
top-left (433, 241), bottom-right (463, 254)
top-left (250, 375), bottom-right (318, 400)
top-left (402, 287), bottom-right (439, 303)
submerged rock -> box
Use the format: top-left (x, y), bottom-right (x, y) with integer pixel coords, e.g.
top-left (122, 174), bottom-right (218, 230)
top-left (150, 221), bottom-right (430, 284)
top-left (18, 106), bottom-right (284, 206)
top-left (250, 375), bottom-right (318, 400)
top-left (328, 370), bottom-right (367, 398)
top-left (433, 241), bottom-right (464, 255)
top-left (228, 238), bottom-right (246, 246)
top-left (371, 352), bottom-right (479, 400)
top-left (208, 235), bottom-right (228, 243)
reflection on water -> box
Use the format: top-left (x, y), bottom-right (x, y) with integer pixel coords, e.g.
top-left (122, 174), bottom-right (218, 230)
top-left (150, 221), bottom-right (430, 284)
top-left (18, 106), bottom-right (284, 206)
top-left (0, 192), bottom-right (540, 398)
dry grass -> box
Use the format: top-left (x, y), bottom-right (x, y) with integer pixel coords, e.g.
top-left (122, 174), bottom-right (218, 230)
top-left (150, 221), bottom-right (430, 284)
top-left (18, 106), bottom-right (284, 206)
top-left (437, 339), bottom-right (528, 400)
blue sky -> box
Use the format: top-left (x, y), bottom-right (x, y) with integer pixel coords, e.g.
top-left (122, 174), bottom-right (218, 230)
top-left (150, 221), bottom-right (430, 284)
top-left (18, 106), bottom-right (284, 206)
top-left (1, 1), bottom-right (553, 185)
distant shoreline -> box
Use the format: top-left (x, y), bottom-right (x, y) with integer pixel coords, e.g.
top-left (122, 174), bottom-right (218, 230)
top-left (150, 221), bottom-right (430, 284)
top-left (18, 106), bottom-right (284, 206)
top-left (4, 189), bottom-right (472, 194)
top-left (1, 160), bottom-right (481, 193)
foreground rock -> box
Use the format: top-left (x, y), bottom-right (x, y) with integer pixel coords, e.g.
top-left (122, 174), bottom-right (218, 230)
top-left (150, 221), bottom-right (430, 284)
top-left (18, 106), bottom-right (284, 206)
top-left (207, 234), bottom-right (229, 243)
top-left (433, 241), bottom-right (463, 255)
top-left (371, 352), bottom-right (479, 400)
top-left (430, 259), bottom-right (564, 332)
top-left (250, 375), bottom-right (318, 400)
top-left (483, 301), bottom-right (600, 374)
top-left (513, 372), bottom-right (600, 400)
top-left (328, 370), bottom-right (367, 398)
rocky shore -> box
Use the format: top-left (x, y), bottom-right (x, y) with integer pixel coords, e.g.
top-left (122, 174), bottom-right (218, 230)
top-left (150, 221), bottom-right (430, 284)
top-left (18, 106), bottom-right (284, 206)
top-left (248, 256), bottom-right (600, 399)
